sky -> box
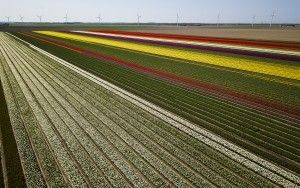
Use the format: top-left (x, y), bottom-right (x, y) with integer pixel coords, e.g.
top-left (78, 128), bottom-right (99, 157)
top-left (1, 0), bottom-right (300, 23)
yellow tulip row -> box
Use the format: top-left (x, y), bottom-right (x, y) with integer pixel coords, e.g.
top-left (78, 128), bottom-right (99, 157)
top-left (35, 31), bottom-right (300, 81)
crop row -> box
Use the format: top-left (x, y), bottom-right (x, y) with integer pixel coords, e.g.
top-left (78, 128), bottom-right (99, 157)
top-left (87, 30), bottom-right (300, 51)
top-left (27, 34), bottom-right (300, 186)
top-left (35, 31), bottom-right (300, 80)
top-left (0, 61), bottom-right (26, 187)
top-left (1, 32), bottom-right (299, 187)
top-left (16, 31), bottom-right (300, 173)
top-left (27, 31), bottom-right (300, 108)
top-left (72, 30), bottom-right (300, 62)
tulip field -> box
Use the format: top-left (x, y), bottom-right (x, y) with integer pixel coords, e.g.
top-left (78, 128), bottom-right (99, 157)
top-left (0, 29), bottom-right (299, 187)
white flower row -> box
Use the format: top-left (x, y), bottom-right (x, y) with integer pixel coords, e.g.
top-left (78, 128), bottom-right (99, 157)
top-left (26, 48), bottom-right (184, 187)
top-left (14, 33), bottom-right (299, 187)
top-left (0, 34), bottom-right (52, 187)
top-left (7, 37), bottom-right (135, 188)
top-left (4, 32), bottom-right (299, 188)
top-left (0, 34), bottom-right (88, 187)
top-left (8, 35), bottom-right (154, 187)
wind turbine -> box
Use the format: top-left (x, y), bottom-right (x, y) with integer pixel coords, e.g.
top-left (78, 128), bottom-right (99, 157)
top-left (176, 13), bottom-right (179, 27)
top-left (270, 11), bottom-right (275, 28)
top-left (251, 15), bottom-right (256, 28)
top-left (64, 12), bottom-right (68, 23)
top-left (19, 15), bottom-right (24, 22)
top-left (6, 16), bottom-right (10, 23)
top-left (217, 12), bottom-right (221, 27)
top-left (37, 15), bottom-right (42, 23)
top-left (137, 14), bottom-right (141, 26)
top-left (96, 13), bottom-right (101, 23)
